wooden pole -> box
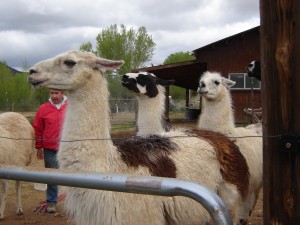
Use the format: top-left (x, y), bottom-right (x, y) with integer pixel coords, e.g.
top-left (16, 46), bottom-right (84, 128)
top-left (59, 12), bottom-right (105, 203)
top-left (185, 88), bottom-right (190, 108)
top-left (165, 85), bottom-right (170, 122)
top-left (260, 0), bottom-right (300, 224)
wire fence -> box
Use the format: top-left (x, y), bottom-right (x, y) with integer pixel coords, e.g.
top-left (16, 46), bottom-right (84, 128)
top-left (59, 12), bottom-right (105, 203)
top-left (0, 132), bottom-right (277, 143)
top-left (109, 98), bottom-right (136, 114)
top-left (0, 96), bottom-right (269, 142)
top-left (1, 105), bottom-right (267, 142)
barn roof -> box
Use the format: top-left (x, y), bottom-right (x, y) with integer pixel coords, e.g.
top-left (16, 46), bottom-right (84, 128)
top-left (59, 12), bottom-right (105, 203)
top-left (193, 26), bottom-right (260, 53)
top-left (135, 60), bottom-right (207, 91)
top-left (136, 26), bottom-right (260, 91)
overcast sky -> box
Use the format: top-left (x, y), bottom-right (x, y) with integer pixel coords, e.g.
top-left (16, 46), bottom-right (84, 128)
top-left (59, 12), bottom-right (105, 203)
top-left (0, 0), bottom-right (260, 70)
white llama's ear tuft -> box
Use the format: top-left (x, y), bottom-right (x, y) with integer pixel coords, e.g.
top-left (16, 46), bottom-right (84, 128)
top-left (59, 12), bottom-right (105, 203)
top-left (222, 77), bottom-right (236, 88)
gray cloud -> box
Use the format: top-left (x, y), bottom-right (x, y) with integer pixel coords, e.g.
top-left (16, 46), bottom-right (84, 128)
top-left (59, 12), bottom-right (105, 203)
top-left (0, 0), bottom-right (260, 69)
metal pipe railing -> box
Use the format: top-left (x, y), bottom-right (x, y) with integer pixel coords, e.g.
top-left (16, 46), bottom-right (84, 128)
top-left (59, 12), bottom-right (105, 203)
top-left (0, 166), bottom-right (233, 225)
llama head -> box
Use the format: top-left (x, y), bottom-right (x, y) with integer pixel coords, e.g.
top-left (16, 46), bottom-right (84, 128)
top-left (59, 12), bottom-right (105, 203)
top-left (28, 50), bottom-right (124, 91)
top-left (246, 60), bottom-right (261, 81)
top-left (121, 72), bottom-right (175, 98)
top-left (197, 71), bottom-right (236, 100)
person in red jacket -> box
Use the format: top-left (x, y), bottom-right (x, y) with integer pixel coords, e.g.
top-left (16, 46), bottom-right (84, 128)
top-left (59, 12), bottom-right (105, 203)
top-left (33, 89), bottom-right (67, 213)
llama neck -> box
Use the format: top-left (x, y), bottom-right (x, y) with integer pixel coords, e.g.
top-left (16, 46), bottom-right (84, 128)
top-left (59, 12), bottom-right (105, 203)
top-left (59, 75), bottom-right (115, 169)
top-left (136, 86), bottom-right (166, 136)
top-left (197, 90), bottom-right (235, 135)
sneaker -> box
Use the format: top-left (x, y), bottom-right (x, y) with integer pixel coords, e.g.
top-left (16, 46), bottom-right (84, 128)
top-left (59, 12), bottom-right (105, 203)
top-left (46, 203), bottom-right (57, 213)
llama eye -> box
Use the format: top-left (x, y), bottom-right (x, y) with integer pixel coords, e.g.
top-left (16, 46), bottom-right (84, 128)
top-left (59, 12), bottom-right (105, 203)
top-left (214, 81), bottom-right (220, 85)
top-left (64, 60), bottom-right (76, 68)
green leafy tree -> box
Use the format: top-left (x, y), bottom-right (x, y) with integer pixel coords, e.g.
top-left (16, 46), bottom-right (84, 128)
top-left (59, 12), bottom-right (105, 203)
top-left (0, 62), bottom-right (49, 111)
top-left (96, 24), bottom-right (155, 74)
top-left (80, 24), bottom-right (156, 99)
top-left (107, 75), bottom-right (133, 99)
top-left (81, 24), bottom-right (155, 75)
top-left (163, 51), bottom-right (195, 65)
top-left (79, 41), bottom-right (96, 54)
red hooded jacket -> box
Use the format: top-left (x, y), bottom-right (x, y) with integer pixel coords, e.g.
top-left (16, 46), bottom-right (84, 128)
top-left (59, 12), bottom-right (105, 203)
top-left (33, 101), bottom-right (67, 151)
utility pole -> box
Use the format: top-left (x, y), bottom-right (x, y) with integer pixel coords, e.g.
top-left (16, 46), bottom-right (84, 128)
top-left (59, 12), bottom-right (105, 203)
top-left (260, 0), bottom-right (300, 224)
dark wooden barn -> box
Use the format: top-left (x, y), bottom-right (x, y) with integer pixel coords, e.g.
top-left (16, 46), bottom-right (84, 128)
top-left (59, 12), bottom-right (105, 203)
top-left (138, 26), bottom-right (261, 124)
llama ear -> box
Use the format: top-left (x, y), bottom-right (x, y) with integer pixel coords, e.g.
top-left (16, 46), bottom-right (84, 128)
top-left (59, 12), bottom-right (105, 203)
top-left (93, 58), bottom-right (124, 71)
top-left (222, 77), bottom-right (236, 88)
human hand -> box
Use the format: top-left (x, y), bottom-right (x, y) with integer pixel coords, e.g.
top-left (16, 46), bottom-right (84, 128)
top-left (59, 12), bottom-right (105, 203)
top-left (36, 148), bottom-right (44, 160)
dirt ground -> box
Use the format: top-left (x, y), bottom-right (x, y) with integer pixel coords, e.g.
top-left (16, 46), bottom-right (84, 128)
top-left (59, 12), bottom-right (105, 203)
top-left (1, 157), bottom-right (72, 225)
top-left (0, 116), bottom-right (263, 225)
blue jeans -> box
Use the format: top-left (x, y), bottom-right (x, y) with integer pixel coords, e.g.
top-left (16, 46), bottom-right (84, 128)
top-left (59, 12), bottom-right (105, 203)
top-left (43, 149), bottom-right (58, 204)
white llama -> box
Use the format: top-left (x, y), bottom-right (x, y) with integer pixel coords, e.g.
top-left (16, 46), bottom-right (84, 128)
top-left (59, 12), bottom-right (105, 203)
top-left (0, 112), bottom-right (34, 220)
top-left (121, 72), bottom-right (174, 136)
top-left (28, 50), bottom-right (248, 225)
top-left (197, 71), bottom-right (263, 225)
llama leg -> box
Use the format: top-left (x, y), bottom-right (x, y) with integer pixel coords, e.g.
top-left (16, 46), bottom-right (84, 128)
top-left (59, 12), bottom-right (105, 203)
top-left (15, 181), bottom-right (24, 216)
top-left (0, 179), bottom-right (9, 220)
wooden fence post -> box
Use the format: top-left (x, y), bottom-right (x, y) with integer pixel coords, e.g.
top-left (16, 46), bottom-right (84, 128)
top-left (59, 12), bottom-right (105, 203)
top-left (260, 0), bottom-right (300, 224)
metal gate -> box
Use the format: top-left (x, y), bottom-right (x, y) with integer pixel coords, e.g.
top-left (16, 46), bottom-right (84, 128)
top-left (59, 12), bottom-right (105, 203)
top-left (0, 166), bottom-right (233, 225)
